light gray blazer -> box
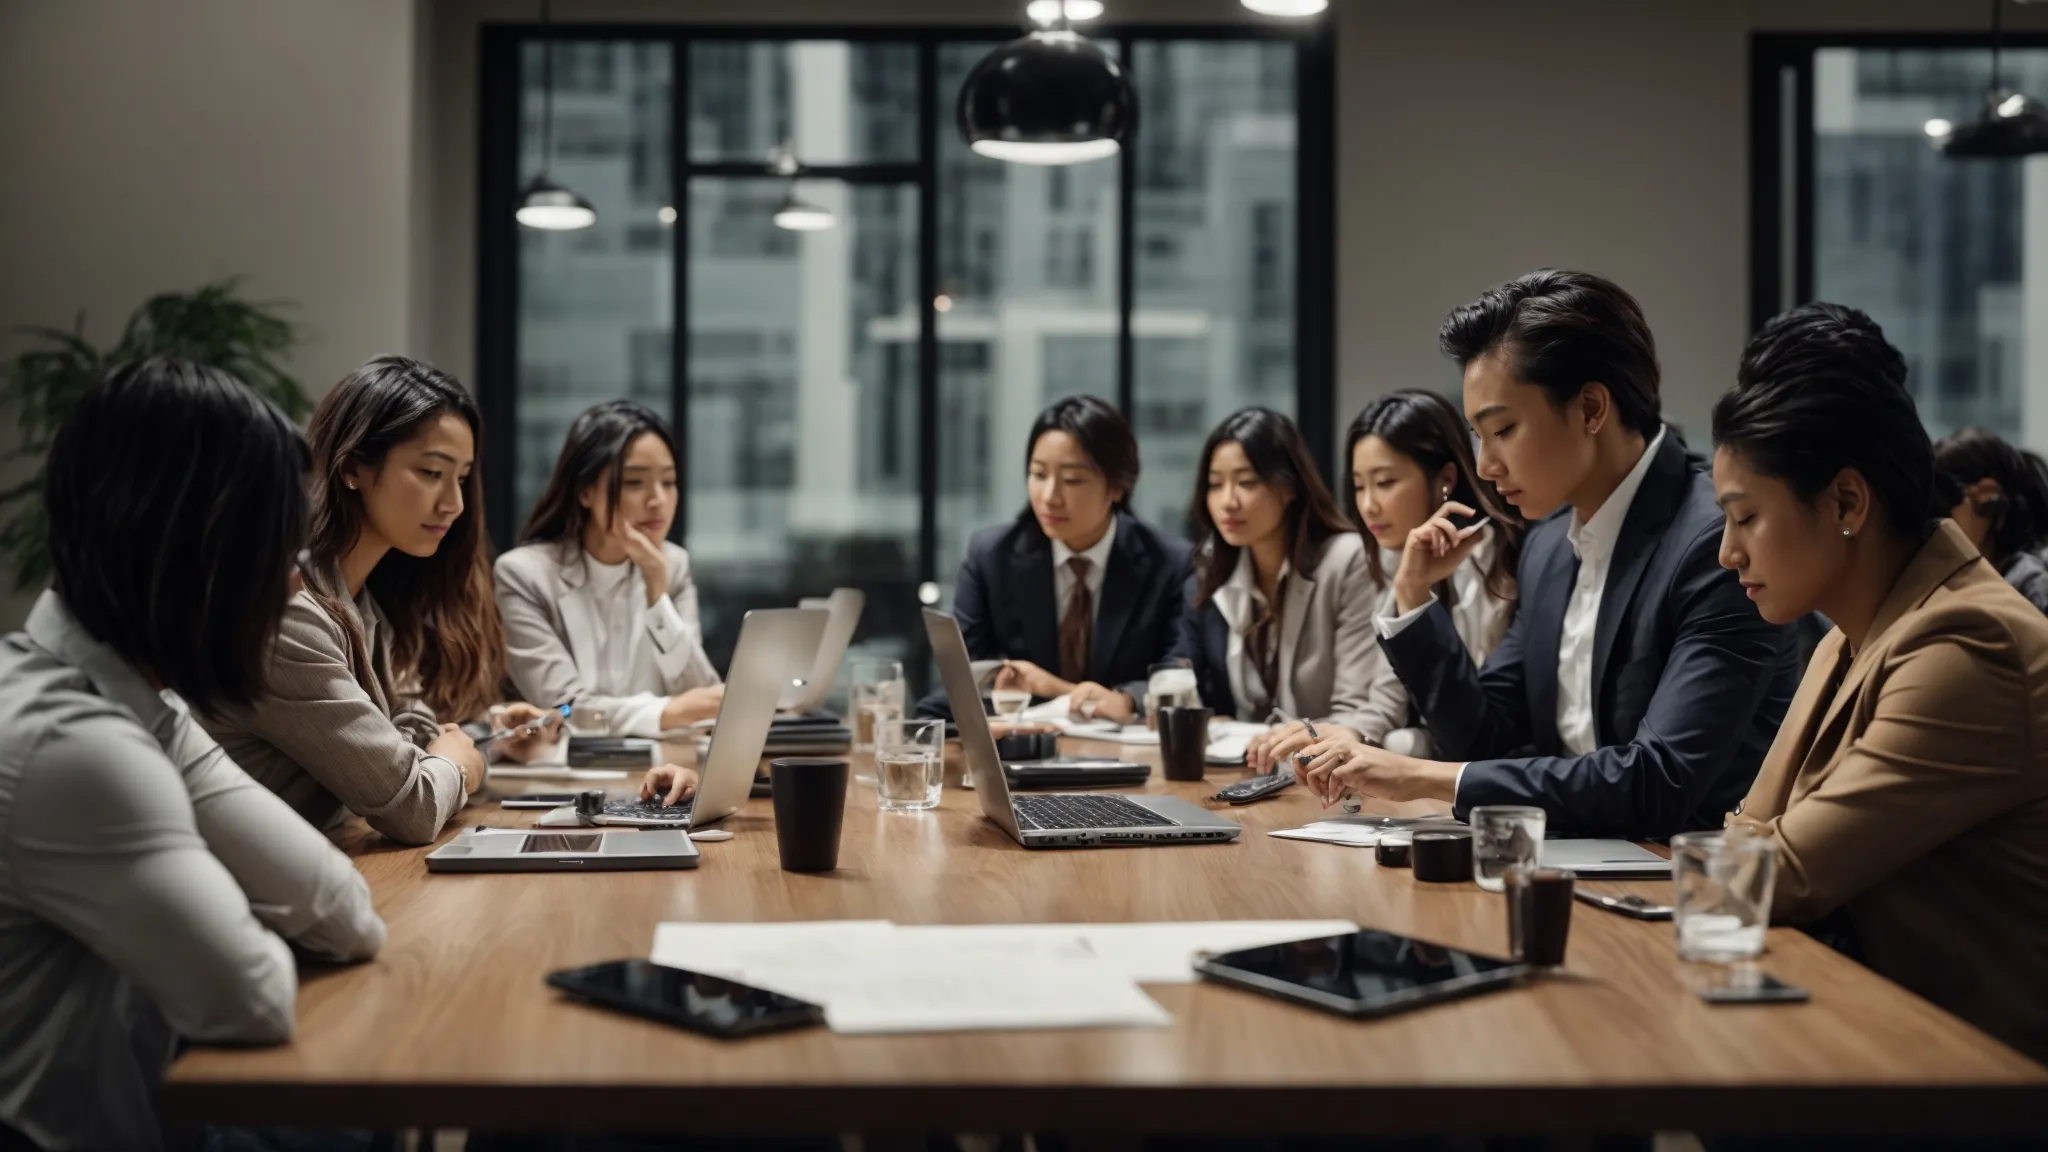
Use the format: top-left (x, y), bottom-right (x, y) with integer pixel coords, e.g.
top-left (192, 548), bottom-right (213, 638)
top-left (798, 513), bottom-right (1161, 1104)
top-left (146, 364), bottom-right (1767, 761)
top-left (494, 540), bottom-right (719, 737)
top-left (1200, 530), bottom-right (1391, 735)
top-left (198, 567), bottom-right (463, 847)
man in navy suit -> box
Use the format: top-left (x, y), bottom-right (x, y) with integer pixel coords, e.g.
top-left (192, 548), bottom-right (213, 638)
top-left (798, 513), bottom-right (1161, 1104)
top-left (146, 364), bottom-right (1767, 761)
top-left (1301, 270), bottom-right (1799, 839)
top-left (917, 396), bottom-right (1193, 722)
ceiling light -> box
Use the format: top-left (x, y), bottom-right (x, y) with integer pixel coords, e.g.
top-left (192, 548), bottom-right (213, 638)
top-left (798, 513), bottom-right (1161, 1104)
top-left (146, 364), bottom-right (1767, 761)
top-left (657, 205), bottom-right (676, 226)
top-left (958, 16), bottom-right (1135, 167)
top-left (773, 187), bottom-right (836, 232)
top-left (1241, 0), bottom-right (1329, 15)
top-left (516, 176), bottom-right (598, 230)
top-left (1027, 0), bottom-right (1103, 22)
top-left (1925, 118), bottom-right (1954, 139)
top-left (517, 0), bottom-right (596, 230)
top-left (1941, 1), bottom-right (2048, 158)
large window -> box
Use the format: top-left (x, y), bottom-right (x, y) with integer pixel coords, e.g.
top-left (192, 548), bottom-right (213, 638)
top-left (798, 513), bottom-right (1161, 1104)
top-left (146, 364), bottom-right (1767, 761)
top-left (1755, 35), bottom-right (2048, 449)
top-left (482, 25), bottom-right (1334, 680)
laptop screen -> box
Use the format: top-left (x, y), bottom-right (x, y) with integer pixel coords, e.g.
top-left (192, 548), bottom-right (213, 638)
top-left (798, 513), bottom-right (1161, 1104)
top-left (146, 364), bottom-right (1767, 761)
top-left (921, 610), bottom-right (1023, 835)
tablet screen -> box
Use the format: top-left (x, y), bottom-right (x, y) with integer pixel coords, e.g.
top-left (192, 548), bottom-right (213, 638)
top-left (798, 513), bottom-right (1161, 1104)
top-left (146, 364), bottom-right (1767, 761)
top-left (521, 833), bottom-right (606, 853)
top-left (1204, 930), bottom-right (1519, 1005)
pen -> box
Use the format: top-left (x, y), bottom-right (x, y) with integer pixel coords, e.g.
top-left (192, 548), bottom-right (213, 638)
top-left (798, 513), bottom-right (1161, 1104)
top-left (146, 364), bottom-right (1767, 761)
top-left (477, 702), bottom-right (572, 747)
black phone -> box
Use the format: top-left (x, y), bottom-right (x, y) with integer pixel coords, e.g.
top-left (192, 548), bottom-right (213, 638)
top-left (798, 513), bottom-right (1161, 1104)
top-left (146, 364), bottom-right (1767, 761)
top-left (1695, 972), bottom-right (1809, 1005)
top-left (501, 792), bottom-right (581, 810)
top-left (545, 959), bottom-right (825, 1038)
top-left (1573, 889), bottom-right (1674, 921)
top-left (1196, 929), bottom-right (1529, 1020)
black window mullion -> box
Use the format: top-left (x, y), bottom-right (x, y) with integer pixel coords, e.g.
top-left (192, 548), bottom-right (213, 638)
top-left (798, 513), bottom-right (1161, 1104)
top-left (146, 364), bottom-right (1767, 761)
top-left (478, 27), bottom-right (521, 551)
top-left (1117, 35), bottom-right (1137, 421)
top-left (1295, 23), bottom-right (1337, 482)
top-left (670, 31), bottom-right (692, 543)
top-left (916, 37), bottom-right (940, 588)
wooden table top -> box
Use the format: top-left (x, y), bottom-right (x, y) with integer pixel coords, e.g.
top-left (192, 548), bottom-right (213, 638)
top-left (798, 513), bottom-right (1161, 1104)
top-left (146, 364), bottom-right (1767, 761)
top-left (162, 739), bottom-right (2048, 1137)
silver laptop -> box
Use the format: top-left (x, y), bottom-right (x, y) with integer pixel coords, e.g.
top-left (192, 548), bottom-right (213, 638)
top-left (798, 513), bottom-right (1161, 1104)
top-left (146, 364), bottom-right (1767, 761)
top-left (779, 588), bottom-right (864, 714)
top-left (595, 607), bottom-right (828, 829)
top-left (426, 828), bottom-right (699, 872)
top-left (924, 609), bottom-right (1241, 848)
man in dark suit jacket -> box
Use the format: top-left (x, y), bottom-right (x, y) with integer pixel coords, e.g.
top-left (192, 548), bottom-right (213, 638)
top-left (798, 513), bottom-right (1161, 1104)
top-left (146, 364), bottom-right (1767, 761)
top-left (1300, 271), bottom-right (1799, 839)
top-left (917, 510), bottom-right (1193, 720)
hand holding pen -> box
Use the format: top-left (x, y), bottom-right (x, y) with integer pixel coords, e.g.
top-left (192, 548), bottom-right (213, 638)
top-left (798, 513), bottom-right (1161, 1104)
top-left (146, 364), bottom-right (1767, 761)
top-left (479, 702), bottom-right (571, 764)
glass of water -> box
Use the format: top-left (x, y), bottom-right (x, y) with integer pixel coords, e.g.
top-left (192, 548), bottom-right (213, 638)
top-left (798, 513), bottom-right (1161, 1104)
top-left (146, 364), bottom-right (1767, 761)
top-left (1469, 805), bottom-right (1545, 892)
top-left (1672, 827), bottom-right (1778, 965)
top-left (850, 660), bottom-right (905, 757)
top-left (1145, 659), bottom-right (1199, 730)
top-left (875, 718), bottom-right (944, 811)
top-left (989, 687), bottom-right (1032, 725)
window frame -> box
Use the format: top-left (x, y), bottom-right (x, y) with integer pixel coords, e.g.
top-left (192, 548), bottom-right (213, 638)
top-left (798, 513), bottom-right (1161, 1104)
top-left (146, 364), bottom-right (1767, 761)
top-left (478, 21), bottom-right (1338, 589)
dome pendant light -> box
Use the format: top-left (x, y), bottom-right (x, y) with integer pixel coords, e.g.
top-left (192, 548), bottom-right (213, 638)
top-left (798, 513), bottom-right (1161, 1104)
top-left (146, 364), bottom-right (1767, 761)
top-left (769, 140), bottom-right (836, 232)
top-left (1933, 0), bottom-right (2048, 158)
top-left (957, 2), bottom-right (1135, 166)
top-left (517, 0), bottom-right (597, 229)
top-left (1241, 0), bottom-right (1329, 15)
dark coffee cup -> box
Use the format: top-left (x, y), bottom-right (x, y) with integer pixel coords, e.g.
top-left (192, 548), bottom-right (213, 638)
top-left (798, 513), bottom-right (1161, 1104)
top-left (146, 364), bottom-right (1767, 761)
top-left (768, 757), bottom-right (849, 873)
top-left (1156, 706), bottom-right (1212, 781)
top-left (1505, 866), bottom-right (1575, 967)
top-left (1412, 829), bottom-right (1475, 882)
top-left (992, 727), bottom-right (1059, 762)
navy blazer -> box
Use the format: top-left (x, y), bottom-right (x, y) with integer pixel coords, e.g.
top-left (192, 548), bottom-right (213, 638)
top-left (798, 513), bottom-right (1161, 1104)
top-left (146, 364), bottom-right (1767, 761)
top-left (917, 511), bottom-right (1193, 718)
top-left (1379, 431), bottom-right (1800, 839)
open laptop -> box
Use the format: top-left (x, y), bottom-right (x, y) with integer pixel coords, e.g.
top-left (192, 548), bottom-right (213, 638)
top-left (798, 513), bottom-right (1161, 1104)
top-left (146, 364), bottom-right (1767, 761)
top-left (924, 609), bottom-right (1240, 848)
top-left (778, 588), bottom-right (864, 715)
top-left (426, 828), bottom-right (699, 873)
top-left (593, 607), bottom-right (828, 829)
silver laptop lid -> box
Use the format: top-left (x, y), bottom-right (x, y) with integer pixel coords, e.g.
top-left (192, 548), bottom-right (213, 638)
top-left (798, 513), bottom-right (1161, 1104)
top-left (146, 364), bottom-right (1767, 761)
top-left (693, 607), bottom-right (829, 825)
top-left (922, 609), bottom-right (1024, 839)
top-left (780, 588), bottom-right (864, 712)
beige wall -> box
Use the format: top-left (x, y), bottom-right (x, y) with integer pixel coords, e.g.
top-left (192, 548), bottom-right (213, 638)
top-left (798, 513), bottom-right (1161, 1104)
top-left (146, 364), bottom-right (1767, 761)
top-left (0, 0), bottom-right (424, 625)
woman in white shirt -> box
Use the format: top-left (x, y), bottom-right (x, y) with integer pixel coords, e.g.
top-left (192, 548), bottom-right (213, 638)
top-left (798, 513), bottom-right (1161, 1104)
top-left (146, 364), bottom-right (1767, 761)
top-left (1341, 388), bottom-right (1522, 751)
top-left (0, 359), bottom-right (382, 1152)
top-left (496, 401), bottom-right (723, 738)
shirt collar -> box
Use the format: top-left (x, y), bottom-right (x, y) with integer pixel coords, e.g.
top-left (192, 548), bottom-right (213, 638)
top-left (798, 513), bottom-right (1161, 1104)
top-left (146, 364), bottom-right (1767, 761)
top-left (1567, 426), bottom-right (1666, 564)
top-left (1051, 515), bottom-right (1118, 575)
top-left (23, 589), bottom-right (186, 739)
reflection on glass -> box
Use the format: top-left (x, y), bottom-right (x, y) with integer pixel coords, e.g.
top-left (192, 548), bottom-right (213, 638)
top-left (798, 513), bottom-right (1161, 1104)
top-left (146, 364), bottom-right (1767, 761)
top-left (1131, 41), bottom-right (1298, 536)
top-left (931, 42), bottom-right (1124, 578)
top-left (1813, 47), bottom-right (2048, 444)
top-left (686, 178), bottom-right (920, 670)
top-left (689, 41), bottom-right (918, 165)
top-left (516, 41), bottom-right (675, 520)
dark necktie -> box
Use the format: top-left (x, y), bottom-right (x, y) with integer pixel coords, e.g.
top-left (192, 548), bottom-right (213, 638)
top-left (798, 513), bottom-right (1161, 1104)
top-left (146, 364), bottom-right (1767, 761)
top-left (1059, 557), bottom-right (1094, 684)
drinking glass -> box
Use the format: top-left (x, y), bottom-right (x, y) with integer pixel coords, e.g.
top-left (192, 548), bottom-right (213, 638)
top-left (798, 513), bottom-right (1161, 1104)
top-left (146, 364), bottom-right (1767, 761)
top-left (850, 660), bottom-right (905, 757)
top-left (1469, 805), bottom-right (1545, 893)
top-left (1672, 828), bottom-right (1778, 965)
top-left (1145, 659), bottom-right (1199, 730)
top-left (875, 719), bottom-right (944, 811)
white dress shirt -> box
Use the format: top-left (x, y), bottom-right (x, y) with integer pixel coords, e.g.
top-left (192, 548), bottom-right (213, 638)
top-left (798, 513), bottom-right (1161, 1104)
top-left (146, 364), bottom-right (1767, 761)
top-left (1212, 547), bottom-right (1293, 721)
top-left (1376, 428), bottom-right (1666, 796)
top-left (1050, 516), bottom-right (1117, 629)
top-left (576, 555), bottom-right (692, 737)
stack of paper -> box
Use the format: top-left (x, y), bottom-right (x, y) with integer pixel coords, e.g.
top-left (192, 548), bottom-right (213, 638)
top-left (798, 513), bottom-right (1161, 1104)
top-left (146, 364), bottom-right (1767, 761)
top-left (647, 919), bottom-right (1358, 1034)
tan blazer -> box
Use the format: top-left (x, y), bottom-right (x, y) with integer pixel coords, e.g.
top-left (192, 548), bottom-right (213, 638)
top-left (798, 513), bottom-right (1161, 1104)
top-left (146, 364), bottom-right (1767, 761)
top-left (1196, 530), bottom-right (1383, 733)
top-left (198, 567), bottom-right (462, 847)
top-left (1733, 519), bottom-right (2048, 1062)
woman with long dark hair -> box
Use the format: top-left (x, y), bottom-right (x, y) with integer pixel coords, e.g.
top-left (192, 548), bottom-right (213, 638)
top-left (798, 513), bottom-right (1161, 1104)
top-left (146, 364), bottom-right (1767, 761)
top-left (201, 355), bottom-right (559, 846)
top-left (1173, 407), bottom-right (1377, 772)
top-left (1340, 388), bottom-right (1523, 747)
top-left (918, 395), bottom-right (1192, 723)
top-left (1712, 304), bottom-right (2048, 1063)
top-left (496, 401), bottom-right (722, 736)
top-left (1934, 425), bottom-right (2048, 613)
top-left (0, 359), bottom-right (382, 1151)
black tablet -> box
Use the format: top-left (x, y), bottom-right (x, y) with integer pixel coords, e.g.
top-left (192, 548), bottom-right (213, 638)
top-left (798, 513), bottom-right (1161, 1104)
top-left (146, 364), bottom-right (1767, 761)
top-left (1195, 930), bottom-right (1530, 1020)
top-left (546, 959), bottom-right (825, 1039)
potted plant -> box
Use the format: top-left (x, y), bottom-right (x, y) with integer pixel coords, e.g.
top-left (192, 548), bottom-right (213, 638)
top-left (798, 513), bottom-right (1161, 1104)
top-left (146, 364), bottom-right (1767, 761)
top-left (0, 280), bottom-right (312, 590)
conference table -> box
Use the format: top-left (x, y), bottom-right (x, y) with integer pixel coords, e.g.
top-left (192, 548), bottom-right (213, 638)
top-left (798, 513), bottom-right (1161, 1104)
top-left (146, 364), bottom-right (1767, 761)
top-left (162, 736), bottom-right (2048, 1140)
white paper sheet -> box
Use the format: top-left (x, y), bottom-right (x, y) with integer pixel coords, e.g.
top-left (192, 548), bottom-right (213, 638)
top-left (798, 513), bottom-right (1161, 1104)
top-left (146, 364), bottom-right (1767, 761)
top-left (1269, 821), bottom-right (1398, 847)
top-left (488, 766), bottom-right (629, 781)
top-left (887, 920), bottom-right (1360, 983)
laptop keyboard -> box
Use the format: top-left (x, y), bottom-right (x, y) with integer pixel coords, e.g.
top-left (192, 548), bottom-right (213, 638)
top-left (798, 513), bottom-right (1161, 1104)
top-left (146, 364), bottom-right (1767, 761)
top-left (1012, 794), bottom-right (1176, 831)
top-left (599, 798), bottom-right (695, 824)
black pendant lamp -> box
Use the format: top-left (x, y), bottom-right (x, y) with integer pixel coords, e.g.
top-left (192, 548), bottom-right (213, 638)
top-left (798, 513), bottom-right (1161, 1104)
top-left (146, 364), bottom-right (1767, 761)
top-left (1933, 0), bottom-right (2048, 158)
top-left (769, 141), bottom-right (836, 232)
top-left (517, 0), bottom-right (597, 229)
top-left (958, 2), bottom-right (1135, 166)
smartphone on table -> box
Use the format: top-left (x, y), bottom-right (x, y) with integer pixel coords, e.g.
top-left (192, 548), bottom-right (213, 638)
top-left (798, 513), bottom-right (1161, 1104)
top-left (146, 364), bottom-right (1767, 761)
top-left (545, 959), bottom-right (825, 1039)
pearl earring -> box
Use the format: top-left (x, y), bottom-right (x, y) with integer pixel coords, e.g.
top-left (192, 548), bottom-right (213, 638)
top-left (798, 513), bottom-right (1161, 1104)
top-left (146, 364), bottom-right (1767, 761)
top-left (1841, 528), bottom-right (1853, 538)
top-left (1441, 486), bottom-right (1451, 501)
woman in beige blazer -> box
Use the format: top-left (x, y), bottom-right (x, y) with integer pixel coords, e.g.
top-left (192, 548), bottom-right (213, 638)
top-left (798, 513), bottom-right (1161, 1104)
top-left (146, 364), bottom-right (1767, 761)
top-left (1713, 303), bottom-right (2048, 1064)
top-left (495, 401), bottom-right (722, 739)
top-left (1171, 408), bottom-right (1379, 774)
top-left (200, 357), bottom-right (570, 846)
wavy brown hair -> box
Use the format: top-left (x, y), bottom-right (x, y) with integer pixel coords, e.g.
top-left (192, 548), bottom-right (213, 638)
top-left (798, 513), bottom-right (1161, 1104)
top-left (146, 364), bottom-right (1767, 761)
top-left (1344, 389), bottom-right (1523, 604)
top-left (1187, 407), bottom-right (1356, 605)
top-left (306, 355), bottom-right (504, 721)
